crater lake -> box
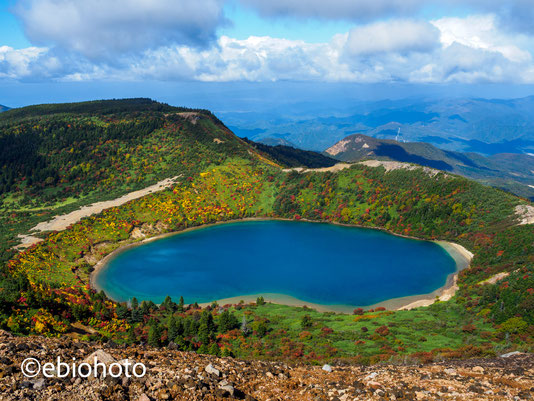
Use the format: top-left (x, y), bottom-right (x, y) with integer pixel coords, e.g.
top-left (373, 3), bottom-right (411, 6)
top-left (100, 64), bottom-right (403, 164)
top-left (93, 220), bottom-right (459, 310)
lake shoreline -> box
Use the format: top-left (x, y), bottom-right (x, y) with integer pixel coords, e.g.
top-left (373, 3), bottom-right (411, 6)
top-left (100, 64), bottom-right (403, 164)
top-left (90, 217), bottom-right (473, 313)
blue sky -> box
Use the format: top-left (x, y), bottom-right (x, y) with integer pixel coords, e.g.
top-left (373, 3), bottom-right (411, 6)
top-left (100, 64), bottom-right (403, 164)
top-left (220, 1), bottom-right (355, 43)
top-left (0, 0), bottom-right (472, 46)
top-left (0, 1), bottom-right (28, 48)
top-left (1, 0), bottom-right (534, 107)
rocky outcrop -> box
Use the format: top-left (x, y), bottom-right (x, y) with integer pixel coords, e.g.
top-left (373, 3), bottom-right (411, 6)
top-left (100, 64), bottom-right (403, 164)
top-left (0, 331), bottom-right (532, 400)
top-left (515, 204), bottom-right (534, 225)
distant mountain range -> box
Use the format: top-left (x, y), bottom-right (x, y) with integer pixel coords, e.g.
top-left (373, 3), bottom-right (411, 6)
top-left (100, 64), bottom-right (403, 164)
top-left (326, 133), bottom-right (534, 200)
top-left (0, 105), bottom-right (9, 112)
top-left (225, 96), bottom-right (534, 154)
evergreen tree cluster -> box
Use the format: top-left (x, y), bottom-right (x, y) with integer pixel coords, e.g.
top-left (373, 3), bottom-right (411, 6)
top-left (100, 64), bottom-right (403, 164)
top-left (121, 296), bottom-right (241, 356)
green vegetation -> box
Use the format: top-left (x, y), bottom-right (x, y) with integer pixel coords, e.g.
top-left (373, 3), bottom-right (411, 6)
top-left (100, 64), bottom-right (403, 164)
top-left (0, 99), bottom-right (532, 364)
top-left (0, 98), bottom-right (278, 267)
top-left (242, 138), bottom-right (338, 168)
top-left (327, 133), bottom-right (534, 200)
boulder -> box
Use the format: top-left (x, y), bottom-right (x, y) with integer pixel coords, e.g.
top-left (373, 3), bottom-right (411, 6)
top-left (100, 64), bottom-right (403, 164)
top-left (205, 364), bottom-right (220, 377)
top-left (84, 349), bottom-right (116, 365)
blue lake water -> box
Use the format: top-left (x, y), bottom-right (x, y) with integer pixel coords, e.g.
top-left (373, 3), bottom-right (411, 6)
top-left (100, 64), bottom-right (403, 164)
top-left (94, 220), bottom-right (457, 307)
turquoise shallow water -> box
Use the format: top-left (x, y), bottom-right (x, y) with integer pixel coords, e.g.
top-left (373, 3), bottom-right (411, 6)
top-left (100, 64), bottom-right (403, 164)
top-left (94, 220), bottom-right (457, 307)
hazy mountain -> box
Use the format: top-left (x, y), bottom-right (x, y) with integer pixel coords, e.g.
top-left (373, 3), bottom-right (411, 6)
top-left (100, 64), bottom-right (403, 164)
top-left (0, 105), bottom-right (9, 112)
top-left (222, 96), bottom-right (534, 154)
top-left (326, 134), bottom-right (534, 199)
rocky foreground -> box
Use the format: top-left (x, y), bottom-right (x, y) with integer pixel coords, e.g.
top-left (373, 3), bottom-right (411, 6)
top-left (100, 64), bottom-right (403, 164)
top-left (0, 331), bottom-right (532, 401)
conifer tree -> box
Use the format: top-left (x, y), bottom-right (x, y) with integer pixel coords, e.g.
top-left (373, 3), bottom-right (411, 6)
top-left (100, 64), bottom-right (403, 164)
top-left (148, 320), bottom-right (162, 347)
top-left (168, 315), bottom-right (179, 341)
top-left (218, 309), bottom-right (238, 333)
top-left (198, 310), bottom-right (216, 344)
top-left (127, 326), bottom-right (136, 344)
top-left (209, 342), bottom-right (220, 356)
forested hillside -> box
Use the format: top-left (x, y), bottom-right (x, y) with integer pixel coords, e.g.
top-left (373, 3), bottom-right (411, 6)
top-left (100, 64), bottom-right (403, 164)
top-left (0, 99), bottom-right (281, 266)
top-left (325, 134), bottom-right (534, 200)
top-left (242, 138), bottom-right (337, 168)
top-left (0, 100), bottom-right (532, 364)
top-left (0, 98), bottom-right (245, 200)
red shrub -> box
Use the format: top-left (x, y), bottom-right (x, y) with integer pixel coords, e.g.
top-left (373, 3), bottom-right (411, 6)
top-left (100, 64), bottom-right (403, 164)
top-left (375, 326), bottom-right (390, 336)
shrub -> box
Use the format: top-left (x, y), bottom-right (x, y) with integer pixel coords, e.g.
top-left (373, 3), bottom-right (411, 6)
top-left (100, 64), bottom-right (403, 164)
top-left (320, 326), bottom-right (333, 336)
top-left (411, 351), bottom-right (434, 364)
top-left (499, 317), bottom-right (528, 334)
top-left (299, 331), bottom-right (312, 341)
top-left (462, 324), bottom-right (477, 333)
top-left (301, 315), bottom-right (313, 329)
top-left (375, 325), bottom-right (390, 336)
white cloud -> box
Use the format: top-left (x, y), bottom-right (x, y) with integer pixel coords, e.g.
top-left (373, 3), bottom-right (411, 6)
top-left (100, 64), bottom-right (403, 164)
top-left (345, 20), bottom-right (440, 56)
top-left (1, 14), bottom-right (533, 85)
top-left (408, 43), bottom-right (526, 84)
top-left (240, 0), bottom-right (534, 35)
top-left (139, 36), bottom-right (342, 82)
top-left (0, 46), bottom-right (49, 79)
top-left (432, 15), bottom-right (532, 63)
top-left (447, 0), bottom-right (534, 35)
top-left (132, 21), bottom-right (533, 84)
top-left (14, 0), bottom-right (226, 60)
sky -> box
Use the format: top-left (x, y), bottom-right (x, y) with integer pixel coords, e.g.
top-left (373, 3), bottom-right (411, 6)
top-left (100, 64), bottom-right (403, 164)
top-left (1, 0), bottom-right (534, 107)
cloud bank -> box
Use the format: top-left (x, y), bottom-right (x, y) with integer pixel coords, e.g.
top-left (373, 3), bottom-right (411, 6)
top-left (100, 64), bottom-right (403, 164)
top-left (344, 20), bottom-right (440, 56)
top-left (240, 0), bottom-right (534, 35)
top-left (14, 0), bottom-right (226, 59)
top-left (2, 1), bottom-right (534, 84)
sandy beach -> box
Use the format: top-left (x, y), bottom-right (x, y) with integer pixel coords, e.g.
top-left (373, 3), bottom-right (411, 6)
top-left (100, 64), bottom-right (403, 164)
top-left (90, 217), bottom-right (474, 313)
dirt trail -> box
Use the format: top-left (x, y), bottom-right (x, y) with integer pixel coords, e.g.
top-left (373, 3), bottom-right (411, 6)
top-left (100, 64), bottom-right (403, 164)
top-left (282, 163), bottom-right (351, 173)
top-left (360, 160), bottom-right (446, 177)
top-left (283, 160), bottom-right (449, 177)
top-left (15, 176), bottom-right (180, 250)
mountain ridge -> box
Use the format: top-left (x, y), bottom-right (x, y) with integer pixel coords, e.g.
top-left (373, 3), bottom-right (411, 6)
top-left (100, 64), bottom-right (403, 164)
top-left (326, 133), bottom-right (534, 200)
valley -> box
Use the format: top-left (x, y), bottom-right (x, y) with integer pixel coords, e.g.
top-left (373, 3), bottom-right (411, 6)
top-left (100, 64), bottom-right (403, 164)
top-left (0, 99), bottom-right (532, 366)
